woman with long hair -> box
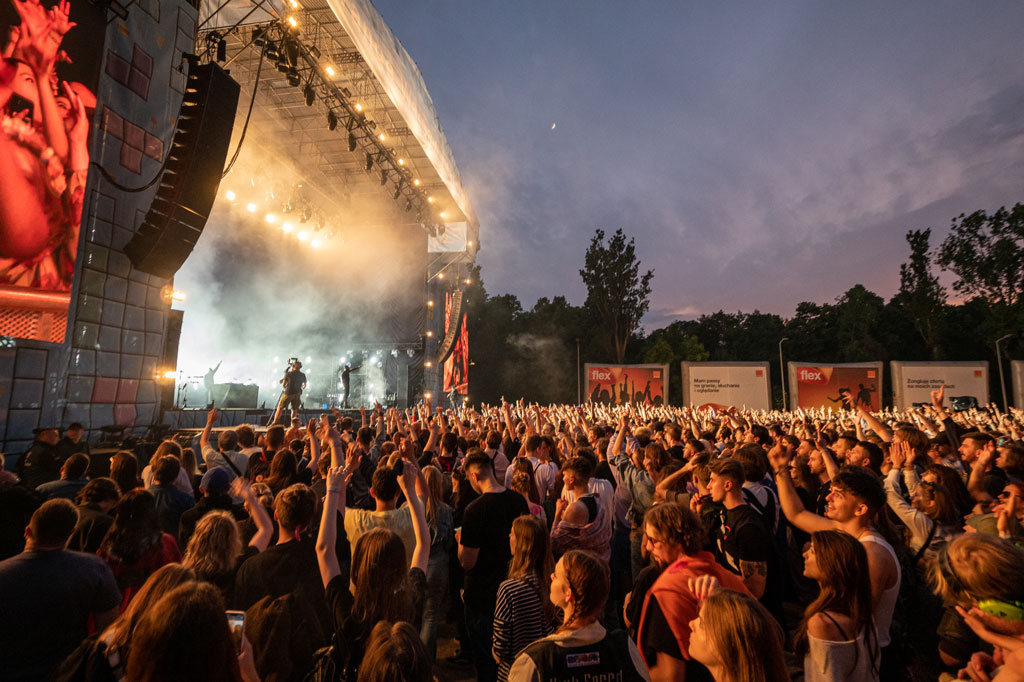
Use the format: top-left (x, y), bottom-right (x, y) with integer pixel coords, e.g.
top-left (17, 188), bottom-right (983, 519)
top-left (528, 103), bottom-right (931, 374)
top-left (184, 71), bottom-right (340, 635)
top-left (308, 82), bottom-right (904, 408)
top-left (885, 441), bottom-right (961, 563)
top-left (795, 530), bottom-right (879, 682)
top-left (687, 588), bottom-right (789, 682)
top-left (420, 465), bottom-right (453, 659)
top-left (316, 431), bottom-right (430, 680)
top-left (109, 451), bottom-right (141, 496)
top-left (98, 489), bottom-right (182, 609)
top-left (508, 459), bottom-right (546, 524)
top-left (182, 479), bottom-right (274, 603)
top-left (508, 550), bottom-right (648, 682)
top-left (51, 564), bottom-right (196, 682)
top-left (264, 449), bottom-right (301, 497)
top-left (141, 440), bottom-right (194, 498)
top-left (357, 621), bottom-right (432, 682)
top-left (493, 515), bottom-right (556, 681)
top-left (125, 581), bottom-right (260, 682)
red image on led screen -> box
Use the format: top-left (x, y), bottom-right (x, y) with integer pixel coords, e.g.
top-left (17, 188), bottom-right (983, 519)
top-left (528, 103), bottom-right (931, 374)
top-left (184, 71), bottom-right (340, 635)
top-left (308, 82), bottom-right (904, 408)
top-left (1, 0), bottom-right (102, 342)
top-left (443, 293), bottom-right (467, 395)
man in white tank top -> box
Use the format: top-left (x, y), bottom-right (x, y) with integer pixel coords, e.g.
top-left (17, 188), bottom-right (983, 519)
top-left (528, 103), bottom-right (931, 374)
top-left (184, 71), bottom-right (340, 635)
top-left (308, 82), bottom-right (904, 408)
top-left (768, 445), bottom-right (902, 672)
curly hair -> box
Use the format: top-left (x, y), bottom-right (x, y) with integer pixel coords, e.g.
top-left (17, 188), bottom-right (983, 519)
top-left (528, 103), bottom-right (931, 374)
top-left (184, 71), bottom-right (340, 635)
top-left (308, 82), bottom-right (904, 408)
top-left (643, 502), bottom-right (705, 555)
top-left (183, 511), bottom-right (242, 580)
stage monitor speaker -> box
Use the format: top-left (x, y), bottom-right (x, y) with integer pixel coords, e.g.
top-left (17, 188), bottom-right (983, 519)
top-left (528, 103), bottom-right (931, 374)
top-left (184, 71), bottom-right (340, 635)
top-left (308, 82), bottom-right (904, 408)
top-left (125, 62), bottom-right (240, 279)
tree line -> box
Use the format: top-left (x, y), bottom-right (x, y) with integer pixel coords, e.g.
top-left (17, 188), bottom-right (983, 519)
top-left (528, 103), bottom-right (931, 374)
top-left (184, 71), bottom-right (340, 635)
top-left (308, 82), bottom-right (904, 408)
top-left (463, 205), bottom-right (1024, 407)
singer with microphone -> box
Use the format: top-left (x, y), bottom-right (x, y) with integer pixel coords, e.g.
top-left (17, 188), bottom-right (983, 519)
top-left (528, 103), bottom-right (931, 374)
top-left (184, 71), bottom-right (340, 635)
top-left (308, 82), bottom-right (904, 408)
top-left (272, 359), bottom-right (306, 424)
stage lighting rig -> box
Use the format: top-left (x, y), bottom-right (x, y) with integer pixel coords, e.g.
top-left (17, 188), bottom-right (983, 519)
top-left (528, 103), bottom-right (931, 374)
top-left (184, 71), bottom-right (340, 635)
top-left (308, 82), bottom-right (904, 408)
top-left (327, 111), bottom-right (338, 130)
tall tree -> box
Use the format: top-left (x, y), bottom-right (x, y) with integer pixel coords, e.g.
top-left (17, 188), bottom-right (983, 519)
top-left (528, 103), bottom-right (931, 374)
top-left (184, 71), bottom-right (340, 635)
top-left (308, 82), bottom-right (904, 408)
top-left (580, 228), bottom-right (654, 363)
top-left (937, 204), bottom-right (1024, 308)
top-left (892, 228), bottom-right (946, 359)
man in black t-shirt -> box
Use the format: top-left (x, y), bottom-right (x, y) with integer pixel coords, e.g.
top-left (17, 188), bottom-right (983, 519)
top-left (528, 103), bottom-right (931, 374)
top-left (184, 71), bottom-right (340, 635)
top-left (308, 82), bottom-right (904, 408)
top-left (272, 361), bottom-right (307, 425)
top-left (457, 448), bottom-right (529, 682)
top-left (706, 458), bottom-right (783, 621)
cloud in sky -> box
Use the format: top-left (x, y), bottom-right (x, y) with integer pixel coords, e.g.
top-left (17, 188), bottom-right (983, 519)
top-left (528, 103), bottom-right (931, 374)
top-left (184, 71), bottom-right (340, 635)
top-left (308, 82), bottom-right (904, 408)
top-left (373, 1), bottom-right (1024, 322)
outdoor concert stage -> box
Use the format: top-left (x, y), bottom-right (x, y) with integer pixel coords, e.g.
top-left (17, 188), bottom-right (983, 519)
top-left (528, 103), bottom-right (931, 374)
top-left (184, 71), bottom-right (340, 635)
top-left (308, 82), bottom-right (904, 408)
top-left (0, 0), bottom-right (477, 453)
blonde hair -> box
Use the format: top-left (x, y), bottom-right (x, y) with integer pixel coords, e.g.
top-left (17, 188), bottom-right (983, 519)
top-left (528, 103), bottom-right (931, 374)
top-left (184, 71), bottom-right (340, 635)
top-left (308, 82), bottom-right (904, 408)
top-left (421, 465), bottom-right (448, 524)
top-left (700, 589), bottom-right (789, 682)
top-left (931, 533), bottom-right (1024, 607)
top-left (182, 511), bottom-right (242, 579)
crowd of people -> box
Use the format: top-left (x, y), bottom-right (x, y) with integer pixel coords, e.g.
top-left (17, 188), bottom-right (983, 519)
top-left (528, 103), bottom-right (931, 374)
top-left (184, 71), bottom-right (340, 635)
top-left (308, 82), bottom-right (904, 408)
top-left (2, 387), bottom-right (1024, 682)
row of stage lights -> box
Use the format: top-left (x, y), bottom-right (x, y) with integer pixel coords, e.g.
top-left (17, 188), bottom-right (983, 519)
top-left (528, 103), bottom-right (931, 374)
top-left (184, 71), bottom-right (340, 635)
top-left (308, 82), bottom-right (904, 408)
top-left (215, 7), bottom-right (451, 236)
top-left (222, 188), bottom-right (331, 249)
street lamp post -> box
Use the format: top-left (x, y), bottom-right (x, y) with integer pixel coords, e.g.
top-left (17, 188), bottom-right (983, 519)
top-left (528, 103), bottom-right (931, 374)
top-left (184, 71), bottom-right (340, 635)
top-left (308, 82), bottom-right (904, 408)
top-left (778, 337), bottom-right (789, 410)
top-left (996, 334), bottom-right (1013, 409)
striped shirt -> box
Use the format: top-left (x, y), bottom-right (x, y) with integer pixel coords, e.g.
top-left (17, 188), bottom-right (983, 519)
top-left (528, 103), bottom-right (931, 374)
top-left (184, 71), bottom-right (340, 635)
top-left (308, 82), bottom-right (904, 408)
top-left (493, 575), bottom-right (555, 682)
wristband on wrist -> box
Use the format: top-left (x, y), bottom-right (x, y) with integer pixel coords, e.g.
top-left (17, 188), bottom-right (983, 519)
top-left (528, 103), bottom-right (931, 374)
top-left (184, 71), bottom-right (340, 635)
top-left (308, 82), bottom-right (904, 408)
top-left (326, 488), bottom-right (343, 493)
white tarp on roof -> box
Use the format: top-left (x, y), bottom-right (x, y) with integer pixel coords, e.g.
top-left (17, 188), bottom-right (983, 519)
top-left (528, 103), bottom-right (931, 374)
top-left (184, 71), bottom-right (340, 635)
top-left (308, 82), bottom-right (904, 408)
top-left (325, 0), bottom-right (476, 227)
top-left (198, 0), bottom-right (286, 29)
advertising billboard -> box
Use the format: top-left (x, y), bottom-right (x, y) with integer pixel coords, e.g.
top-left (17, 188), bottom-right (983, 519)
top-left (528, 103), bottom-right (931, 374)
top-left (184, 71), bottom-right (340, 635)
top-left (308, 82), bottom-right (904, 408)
top-left (585, 363), bottom-right (668, 406)
top-left (1, 0), bottom-right (105, 342)
top-left (681, 362), bottom-right (771, 411)
top-left (890, 361), bottom-right (989, 409)
top-left (788, 361), bottom-right (883, 411)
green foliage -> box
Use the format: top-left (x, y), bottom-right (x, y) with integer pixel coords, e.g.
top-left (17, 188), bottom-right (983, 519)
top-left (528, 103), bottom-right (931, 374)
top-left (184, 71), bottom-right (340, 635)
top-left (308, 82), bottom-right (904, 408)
top-left (937, 204), bottom-right (1024, 308)
top-left (580, 228), bottom-right (654, 364)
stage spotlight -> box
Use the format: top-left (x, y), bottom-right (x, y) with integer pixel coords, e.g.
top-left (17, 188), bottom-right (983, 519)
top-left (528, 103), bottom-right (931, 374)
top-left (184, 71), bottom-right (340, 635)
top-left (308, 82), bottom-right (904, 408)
top-left (246, 202), bottom-right (257, 212)
top-left (311, 239), bottom-right (322, 248)
top-left (380, 169), bottom-right (388, 186)
top-left (464, 278), bottom-right (472, 285)
top-left (309, 44), bottom-right (320, 58)
top-left (161, 370), bottom-right (177, 380)
top-left (413, 179), bottom-right (420, 186)
top-left (325, 65), bottom-right (335, 77)
top-left (393, 186), bottom-right (402, 200)
top-left (468, 240), bottom-right (474, 247)
top-left (289, 70), bottom-right (301, 87)
top-left (354, 103), bottom-right (363, 112)
top-left (265, 213), bottom-right (276, 223)
top-left (397, 158), bottom-right (405, 166)
top-left (426, 330), bottom-right (433, 337)
top-left (287, 15), bottom-right (298, 28)
top-left (405, 200), bottom-right (412, 212)
top-left (426, 300), bottom-right (434, 308)
top-left (365, 153), bottom-right (373, 171)
top-left (253, 28), bottom-right (266, 47)
top-left (266, 42), bottom-right (280, 60)
top-left (424, 392), bottom-right (432, 399)
top-left (438, 273), bottom-right (445, 280)
top-left (427, 196), bottom-right (434, 203)
top-left (425, 361), bottom-right (432, 368)
top-left (282, 222), bottom-right (293, 233)
top-left (377, 132), bottom-right (386, 141)
top-left (297, 231), bottom-right (309, 241)
top-left (327, 111), bottom-right (338, 130)
top-left (348, 131), bottom-right (357, 152)
top-left (225, 190), bottom-right (236, 201)
top-left (159, 285), bottom-right (186, 304)
top-left (288, 0), bottom-right (300, 8)
top-left (216, 38), bottom-right (226, 62)
top-left (439, 211), bottom-right (447, 219)
top-left (303, 84), bottom-right (313, 104)
top-left (300, 205), bottom-right (312, 223)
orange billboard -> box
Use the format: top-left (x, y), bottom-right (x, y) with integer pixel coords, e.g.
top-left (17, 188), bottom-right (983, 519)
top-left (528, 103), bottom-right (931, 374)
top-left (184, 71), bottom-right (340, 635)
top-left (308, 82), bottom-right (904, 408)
top-left (585, 363), bottom-right (668, 406)
top-left (788, 362), bottom-right (883, 411)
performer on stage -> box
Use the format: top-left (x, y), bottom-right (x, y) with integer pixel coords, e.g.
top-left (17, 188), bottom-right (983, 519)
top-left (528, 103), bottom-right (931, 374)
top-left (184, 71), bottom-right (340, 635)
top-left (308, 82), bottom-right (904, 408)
top-left (340, 362), bottom-right (361, 408)
top-left (203, 360), bottom-right (221, 406)
top-left (273, 360), bottom-right (306, 424)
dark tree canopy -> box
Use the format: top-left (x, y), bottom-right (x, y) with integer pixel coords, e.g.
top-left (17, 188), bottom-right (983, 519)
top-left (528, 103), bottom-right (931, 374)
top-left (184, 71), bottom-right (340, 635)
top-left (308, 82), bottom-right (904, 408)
top-left (937, 204), bottom-right (1024, 308)
top-left (579, 228), bottom-right (654, 364)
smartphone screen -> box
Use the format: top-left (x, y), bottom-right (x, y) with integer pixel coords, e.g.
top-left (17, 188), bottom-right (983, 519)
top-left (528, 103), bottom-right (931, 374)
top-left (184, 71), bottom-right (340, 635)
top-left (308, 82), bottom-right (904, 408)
top-left (226, 610), bottom-right (245, 653)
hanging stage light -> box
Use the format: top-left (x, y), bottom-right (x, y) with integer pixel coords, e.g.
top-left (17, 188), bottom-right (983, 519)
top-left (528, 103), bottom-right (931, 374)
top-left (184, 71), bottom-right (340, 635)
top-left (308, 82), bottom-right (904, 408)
top-left (303, 83), bottom-right (315, 105)
top-left (405, 199), bottom-right (413, 212)
top-left (348, 131), bottom-right (357, 152)
top-left (365, 153), bottom-right (374, 171)
top-left (380, 169), bottom-right (388, 186)
top-left (253, 27), bottom-right (266, 47)
top-left (327, 111), bottom-right (338, 131)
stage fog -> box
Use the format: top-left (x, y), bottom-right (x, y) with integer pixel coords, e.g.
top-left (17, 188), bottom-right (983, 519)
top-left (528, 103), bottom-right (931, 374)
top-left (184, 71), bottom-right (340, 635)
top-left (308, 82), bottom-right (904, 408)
top-left (173, 132), bottom-right (426, 409)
